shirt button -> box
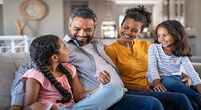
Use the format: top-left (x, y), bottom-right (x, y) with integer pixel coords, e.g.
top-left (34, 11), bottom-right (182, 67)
top-left (92, 67), bottom-right (95, 70)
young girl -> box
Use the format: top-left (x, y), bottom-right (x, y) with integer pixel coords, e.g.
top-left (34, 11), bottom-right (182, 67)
top-left (22, 35), bottom-right (123, 110)
top-left (146, 20), bottom-right (201, 107)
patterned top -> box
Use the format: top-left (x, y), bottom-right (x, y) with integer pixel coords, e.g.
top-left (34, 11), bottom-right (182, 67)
top-left (146, 44), bottom-right (201, 86)
top-left (22, 63), bottom-right (76, 109)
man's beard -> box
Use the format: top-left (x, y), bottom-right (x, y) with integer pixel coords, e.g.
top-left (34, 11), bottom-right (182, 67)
top-left (74, 35), bottom-right (93, 46)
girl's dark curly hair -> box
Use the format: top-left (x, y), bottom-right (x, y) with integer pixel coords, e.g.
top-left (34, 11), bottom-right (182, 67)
top-left (154, 20), bottom-right (192, 57)
top-left (30, 35), bottom-right (73, 104)
top-left (121, 5), bottom-right (152, 32)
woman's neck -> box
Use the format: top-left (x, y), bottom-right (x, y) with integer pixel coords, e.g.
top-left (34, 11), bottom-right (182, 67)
top-left (118, 39), bottom-right (135, 53)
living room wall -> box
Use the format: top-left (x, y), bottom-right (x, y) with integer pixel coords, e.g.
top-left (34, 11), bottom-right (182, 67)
top-left (185, 0), bottom-right (201, 56)
top-left (3, 0), bottom-right (64, 38)
top-left (0, 5), bottom-right (3, 35)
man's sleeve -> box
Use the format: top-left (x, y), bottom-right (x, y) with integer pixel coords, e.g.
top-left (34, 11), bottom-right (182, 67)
top-left (10, 61), bottom-right (36, 106)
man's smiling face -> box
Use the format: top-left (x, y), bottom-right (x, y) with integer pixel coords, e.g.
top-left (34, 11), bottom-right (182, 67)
top-left (68, 17), bottom-right (96, 46)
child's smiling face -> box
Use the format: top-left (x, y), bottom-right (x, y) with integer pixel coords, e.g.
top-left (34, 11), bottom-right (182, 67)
top-left (157, 26), bottom-right (176, 49)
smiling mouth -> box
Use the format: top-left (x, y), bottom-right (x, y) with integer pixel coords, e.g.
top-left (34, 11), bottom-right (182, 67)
top-left (123, 34), bottom-right (133, 39)
top-left (75, 35), bottom-right (89, 42)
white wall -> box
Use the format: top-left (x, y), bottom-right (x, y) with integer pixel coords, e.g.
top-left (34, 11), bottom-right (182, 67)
top-left (0, 5), bottom-right (3, 35)
top-left (194, 0), bottom-right (201, 56)
top-left (185, 0), bottom-right (201, 56)
top-left (3, 0), bottom-right (64, 38)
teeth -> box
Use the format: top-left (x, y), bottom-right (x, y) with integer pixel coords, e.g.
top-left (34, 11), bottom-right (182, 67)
top-left (161, 42), bottom-right (167, 45)
top-left (124, 34), bottom-right (131, 38)
top-left (77, 36), bottom-right (86, 40)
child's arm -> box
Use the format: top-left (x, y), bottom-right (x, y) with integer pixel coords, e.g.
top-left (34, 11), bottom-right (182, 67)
top-left (23, 78), bottom-right (45, 110)
top-left (72, 70), bottom-right (111, 102)
top-left (146, 45), bottom-right (161, 83)
top-left (181, 57), bottom-right (201, 86)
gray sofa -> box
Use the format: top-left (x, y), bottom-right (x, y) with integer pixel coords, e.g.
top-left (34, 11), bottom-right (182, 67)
top-left (0, 53), bottom-right (30, 110)
top-left (0, 53), bottom-right (201, 110)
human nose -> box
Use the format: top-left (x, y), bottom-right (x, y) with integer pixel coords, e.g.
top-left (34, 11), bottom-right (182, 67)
top-left (78, 29), bottom-right (87, 37)
top-left (159, 36), bottom-right (164, 41)
top-left (66, 48), bottom-right (69, 52)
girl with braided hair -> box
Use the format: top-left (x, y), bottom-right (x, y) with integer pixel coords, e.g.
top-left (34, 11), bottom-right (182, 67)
top-left (23, 35), bottom-right (123, 110)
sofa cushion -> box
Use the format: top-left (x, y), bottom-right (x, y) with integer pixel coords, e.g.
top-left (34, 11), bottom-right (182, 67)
top-left (192, 62), bottom-right (201, 78)
top-left (0, 53), bottom-right (30, 110)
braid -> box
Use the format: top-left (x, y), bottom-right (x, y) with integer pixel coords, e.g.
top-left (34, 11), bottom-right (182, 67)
top-left (30, 35), bottom-right (73, 104)
top-left (58, 64), bottom-right (73, 88)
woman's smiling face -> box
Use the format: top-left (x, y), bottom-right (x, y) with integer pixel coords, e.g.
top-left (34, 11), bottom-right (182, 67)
top-left (120, 18), bottom-right (142, 42)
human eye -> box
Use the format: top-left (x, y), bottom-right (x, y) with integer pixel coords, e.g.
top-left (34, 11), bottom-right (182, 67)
top-left (163, 34), bottom-right (168, 37)
top-left (123, 26), bottom-right (128, 30)
top-left (132, 29), bottom-right (139, 33)
top-left (85, 28), bottom-right (92, 32)
top-left (74, 27), bottom-right (80, 32)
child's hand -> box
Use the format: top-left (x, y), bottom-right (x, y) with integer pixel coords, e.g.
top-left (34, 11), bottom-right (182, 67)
top-left (97, 70), bottom-right (111, 85)
top-left (153, 79), bottom-right (167, 92)
top-left (196, 84), bottom-right (201, 95)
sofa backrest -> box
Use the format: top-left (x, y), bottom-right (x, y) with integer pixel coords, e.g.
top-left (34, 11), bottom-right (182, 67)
top-left (0, 53), bottom-right (30, 110)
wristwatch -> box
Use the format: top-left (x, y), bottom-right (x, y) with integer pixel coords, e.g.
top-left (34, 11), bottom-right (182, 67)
top-left (20, 0), bottom-right (46, 20)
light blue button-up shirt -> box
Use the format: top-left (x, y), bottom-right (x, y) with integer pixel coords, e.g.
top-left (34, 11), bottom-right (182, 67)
top-left (64, 35), bottom-right (123, 90)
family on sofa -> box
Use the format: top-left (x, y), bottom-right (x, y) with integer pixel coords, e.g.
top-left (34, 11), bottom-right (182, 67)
top-left (9, 6), bottom-right (201, 110)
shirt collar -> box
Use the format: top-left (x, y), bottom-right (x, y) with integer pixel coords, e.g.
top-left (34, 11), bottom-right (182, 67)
top-left (63, 34), bottom-right (73, 43)
top-left (63, 34), bottom-right (80, 46)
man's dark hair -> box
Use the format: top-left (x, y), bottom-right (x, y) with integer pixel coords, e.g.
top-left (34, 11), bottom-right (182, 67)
top-left (69, 7), bottom-right (97, 24)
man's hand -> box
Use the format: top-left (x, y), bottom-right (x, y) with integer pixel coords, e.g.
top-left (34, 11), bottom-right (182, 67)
top-left (153, 79), bottom-right (167, 92)
top-left (181, 72), bottom-right (191, 87)
top-left (97, 70), bottom-right (111, 85)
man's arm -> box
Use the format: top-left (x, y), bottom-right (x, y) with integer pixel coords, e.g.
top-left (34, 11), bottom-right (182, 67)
top-left (10, 61), bottom-right (36, 109)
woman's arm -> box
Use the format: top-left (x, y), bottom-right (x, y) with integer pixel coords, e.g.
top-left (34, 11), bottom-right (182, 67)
top-left (23, 78), bottom-right (44, 110)
top-left (124, 83), bottom-right (153, 92)
top-left (72, 70), bottom-right (111, 102)
top-left (181, 72), bottom-right (191, 87)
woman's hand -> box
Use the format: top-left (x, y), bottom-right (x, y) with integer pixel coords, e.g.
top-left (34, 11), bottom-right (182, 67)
top-left (97, 70), bottom-right (111, 85)
top-left (145, 84), bottom-right (153, 92)
top-left (181, 72), bottom-right (191, 87)
top-left (153, 79), bottom-right (167, 92)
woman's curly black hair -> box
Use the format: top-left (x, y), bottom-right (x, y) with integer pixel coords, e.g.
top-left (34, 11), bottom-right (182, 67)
top-left (30, 35), bottom-right (73, 104)
top-left (154, 20), bottom-right (192, 57)
top-left (122, 5), bottom-right (152, 32)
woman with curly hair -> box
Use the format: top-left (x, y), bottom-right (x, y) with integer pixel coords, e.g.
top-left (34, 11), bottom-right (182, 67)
top-left (105, 5), bottom-right (194, 110)
top-left (22, 35), bottom-right (123, 110)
